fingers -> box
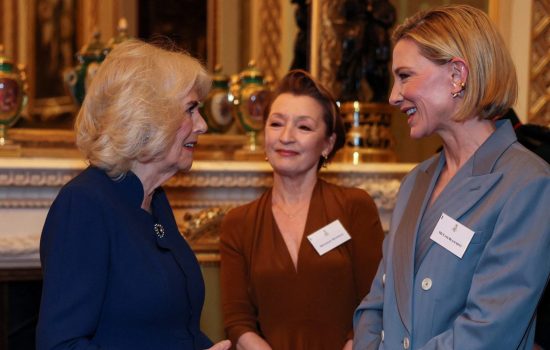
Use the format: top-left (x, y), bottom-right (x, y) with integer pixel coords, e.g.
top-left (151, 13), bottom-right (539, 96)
top-left (207, 339), bottom-right (231, 350)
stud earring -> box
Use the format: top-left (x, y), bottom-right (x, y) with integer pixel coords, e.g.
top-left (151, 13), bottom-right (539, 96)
top-left (451, 82), bottom-right (465, 98)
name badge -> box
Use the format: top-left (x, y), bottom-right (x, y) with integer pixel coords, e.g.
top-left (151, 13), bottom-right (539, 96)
top-left (307, 219), bottom-right (351, 256)
top-left (430, 213), bottom-right (474, 258)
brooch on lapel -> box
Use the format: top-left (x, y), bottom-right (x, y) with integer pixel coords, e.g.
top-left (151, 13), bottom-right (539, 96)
top-left (153, 223), bottom-right (165, 238)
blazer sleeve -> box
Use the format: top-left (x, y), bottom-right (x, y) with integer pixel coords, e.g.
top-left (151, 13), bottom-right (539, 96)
top-left (219, 206), bottom-right (260, 344)
top-left (353, 237), bottom-right (388, 350)
top-left (419, 175), bottom-right (550, 349)
top-left (36, 186), bottom-right (109, 350)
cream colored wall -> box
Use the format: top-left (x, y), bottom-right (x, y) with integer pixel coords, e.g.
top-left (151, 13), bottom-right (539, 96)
top-left (217, 0), bottom-right (243, 74)
top-left (248, 0), bottom-right (262, 66)
top-left (490, 0), bottom-right (532, 122)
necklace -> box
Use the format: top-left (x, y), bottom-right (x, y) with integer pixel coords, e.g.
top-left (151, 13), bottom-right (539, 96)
top-left (273, 201), bottom-right (308, 219)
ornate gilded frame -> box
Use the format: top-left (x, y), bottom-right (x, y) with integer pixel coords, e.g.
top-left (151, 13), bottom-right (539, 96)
top-left (1, 0), bottom-right (219, 135)
top-left (1, 0), bottom-right (81, 123)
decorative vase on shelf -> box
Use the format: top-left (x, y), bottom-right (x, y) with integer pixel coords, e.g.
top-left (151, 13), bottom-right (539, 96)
top-left (230, 60), bottom-right (271, 159)
top-left (64, 20), bottom-right (130, 107)
top-left (103, 18), bottom-right (130, 55)
top-left (0, 45), bottom-right (28, 157)
top-left (63, 29), bottom-right (106, 106)
top-left (201, 65), bottom-right (234, 133)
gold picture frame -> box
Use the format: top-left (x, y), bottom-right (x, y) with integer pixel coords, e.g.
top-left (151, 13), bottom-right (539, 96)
top-left (3, 0), bottom-right (80, 126)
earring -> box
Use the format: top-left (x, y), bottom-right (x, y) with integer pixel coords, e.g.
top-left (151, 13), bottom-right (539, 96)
top-left (321, 153), bottom-right (328, 168)
top-left (451, 82), bottom-right (465, 98)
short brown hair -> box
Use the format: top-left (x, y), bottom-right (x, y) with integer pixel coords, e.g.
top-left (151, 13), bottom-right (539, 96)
top-left (392, 5), bottom-right (517, 121)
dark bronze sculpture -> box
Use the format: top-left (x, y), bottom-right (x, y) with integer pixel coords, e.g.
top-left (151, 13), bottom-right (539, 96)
top-left (290, 0), bottom-right (310, 71)
top-left (337, 0), bottom-right (396, 102)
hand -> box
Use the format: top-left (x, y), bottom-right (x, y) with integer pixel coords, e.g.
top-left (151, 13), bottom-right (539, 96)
top-left (342, 339), bottom-right (353, 350)
top-left (206, 339), bottom-right (231, 350)
top-left (236, 332), bottom-right (272, 350)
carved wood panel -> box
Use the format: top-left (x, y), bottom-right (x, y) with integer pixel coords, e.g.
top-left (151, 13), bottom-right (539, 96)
top-left (529, 0), bottom-right (550, 126)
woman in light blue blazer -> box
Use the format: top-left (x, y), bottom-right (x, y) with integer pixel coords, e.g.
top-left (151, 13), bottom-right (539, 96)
top-left (353, 5), bottom-right (550, 350)
top-left (37, 39), bottom-right (231, 350)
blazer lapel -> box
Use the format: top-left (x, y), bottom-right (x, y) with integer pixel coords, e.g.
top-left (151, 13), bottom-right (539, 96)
top-left (393, 159), bottom-right (438, 333)
top-left (414, 171), bottom-right (503, 267)
top-left (443, 173), bottom-right (502, 220)
top-left (414, 121), bottom-right (516, 265)
top-left (155, 228), bottom-right (196, 280)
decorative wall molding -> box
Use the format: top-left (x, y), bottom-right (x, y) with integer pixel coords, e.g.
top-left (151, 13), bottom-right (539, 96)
top-left (257, 0), bottom-right (282, 80)
top-left (0, 159), bottom-right (413, 209)
top-left (0, 157), bottom-right (414, 266)
top-left (529, 0), bottom-right (550, 126)
top-left (318, 0), bottom-right (344, 96)
top-left (0, 170), bottom-right (81, 187)
top-left (166, 172), bottom-right (273, 188)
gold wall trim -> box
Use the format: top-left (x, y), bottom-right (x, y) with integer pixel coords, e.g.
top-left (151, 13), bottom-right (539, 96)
top-left (529, 0), bottom-right (550, 126)
top-left (310, 0), bottom-right (344, 96)
top-left (257, 0), bottom-right (282, 80)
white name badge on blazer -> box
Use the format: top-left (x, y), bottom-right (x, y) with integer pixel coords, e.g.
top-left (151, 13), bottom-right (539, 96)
top-left (430, 213), bottom-right (475, 258)
top-left (307, 219), bottom-right (351, 256)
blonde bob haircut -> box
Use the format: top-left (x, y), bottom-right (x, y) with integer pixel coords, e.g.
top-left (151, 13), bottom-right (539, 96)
top-left (392, 5), bottom-right (517, 121)
top-left (75, 38), bottom-right (211, 178)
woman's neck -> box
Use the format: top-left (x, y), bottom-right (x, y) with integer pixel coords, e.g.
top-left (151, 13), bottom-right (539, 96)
top-left (439, 117), bottom-right (496, 173)
top-left (131, 162), bottom-right (172, 212)
top-left (272, 171), bottom-right (318, 205)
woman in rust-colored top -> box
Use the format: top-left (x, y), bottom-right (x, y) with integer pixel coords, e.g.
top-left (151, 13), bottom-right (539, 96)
top-left (219, 70), bottom-right (384, 350)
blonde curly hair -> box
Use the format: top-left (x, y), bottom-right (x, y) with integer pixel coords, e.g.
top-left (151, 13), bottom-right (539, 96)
top-left (75, 38), bottom-right (211, 178)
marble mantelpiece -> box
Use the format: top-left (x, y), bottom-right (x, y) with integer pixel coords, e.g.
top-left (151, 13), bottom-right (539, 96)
top-left (0, 157), bottom-right (415, 270)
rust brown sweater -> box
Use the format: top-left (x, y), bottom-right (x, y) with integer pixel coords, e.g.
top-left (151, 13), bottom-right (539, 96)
top-left (220, 179), bottom-right (384, 350)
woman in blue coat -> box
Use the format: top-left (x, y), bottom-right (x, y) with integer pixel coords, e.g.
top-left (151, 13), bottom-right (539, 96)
top-left (353, 5), bottom-right (550, 350)
top-left (36, 39), bottom-right (231, 350)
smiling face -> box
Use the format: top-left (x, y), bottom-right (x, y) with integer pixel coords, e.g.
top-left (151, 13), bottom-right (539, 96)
top-left (264, 93), bottom-right (335, 178)
top-left (389, 39), bottom-right (458, 139)
top-left (157, 89), bottom-right (207, 174)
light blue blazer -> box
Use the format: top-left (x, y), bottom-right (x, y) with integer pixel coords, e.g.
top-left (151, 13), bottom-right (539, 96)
top-left (353, 121), bottom-right (550, 350)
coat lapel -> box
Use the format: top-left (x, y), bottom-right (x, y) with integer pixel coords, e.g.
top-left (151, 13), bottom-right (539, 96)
top-left (443, 173), bottom-right (502, 220)
top-left (153, 190), bottom-right (205, 316)
top-left (415, 121), bottom-right (516, 265)
top-left (154, 226), bottom-right (200, 284)
top-left (393, 159), bottom-right (438, 333)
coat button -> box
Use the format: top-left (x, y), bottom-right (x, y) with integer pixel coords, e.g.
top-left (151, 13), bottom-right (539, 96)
top-left (381, 330), bottom-right (384, 342)
top-left (403, 336), bottom-right (410, 349)
top-left (382, 273), bottom-right (386, 286)
top-left (421, 277), bottom-right (432, 291)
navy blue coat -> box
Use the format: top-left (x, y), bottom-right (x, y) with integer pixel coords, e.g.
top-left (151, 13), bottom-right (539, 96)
top-left (37, 167), bottom-right (212, 349)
